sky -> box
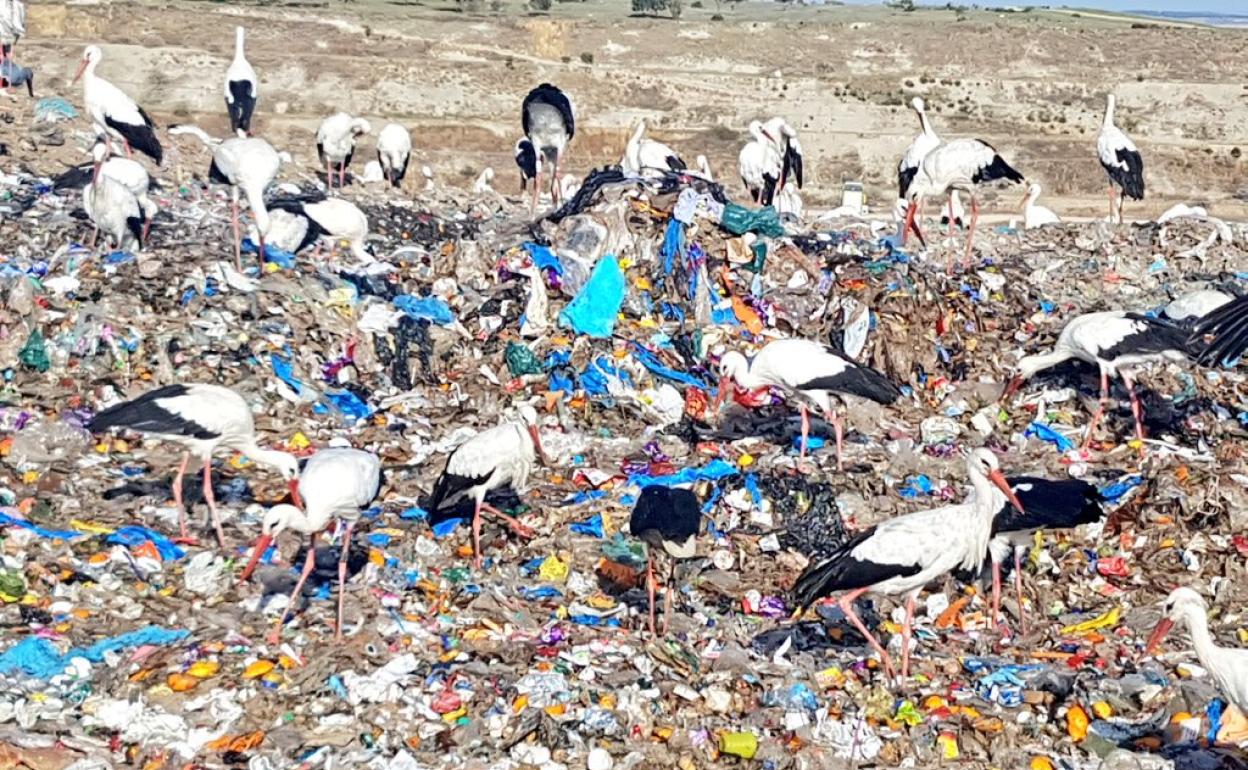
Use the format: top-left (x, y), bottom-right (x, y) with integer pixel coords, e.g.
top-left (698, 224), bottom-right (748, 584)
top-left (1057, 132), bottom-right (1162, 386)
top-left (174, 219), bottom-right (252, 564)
top-left (844, 0), bottom-right (1244, 12)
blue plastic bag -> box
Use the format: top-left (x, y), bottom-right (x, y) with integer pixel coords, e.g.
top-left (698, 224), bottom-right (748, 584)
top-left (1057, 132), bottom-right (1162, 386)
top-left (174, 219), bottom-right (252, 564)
top-left (559, 255), bottom-right (625, 338)
top-left (394, 295), bottom-right (455, 325)
top-left (523, 242), bottom-right (563, 275)
top-left (1024, 421), bottom-right (1076, 452)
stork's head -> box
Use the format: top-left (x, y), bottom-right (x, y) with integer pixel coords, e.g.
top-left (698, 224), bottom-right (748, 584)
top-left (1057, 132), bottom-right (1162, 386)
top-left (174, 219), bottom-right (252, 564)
top-left (237, 503), bottom-right (301, 582)
top-left (1019, 182), bottom-right (1041, 210)
top-left (270, 450), bottom-right (299, 482)
top-left (90, 138), bottom-right (108, 165)
top-left (1146, 586), bottom-right (1206, 654)
top-left (713, 351), bottom-right (749, 413)
top-left (517, 404), bottom-right (549, 465)
top-left (965, 447), bottom-right (1023, 513)
top-left (748, 119), bottom-right (775, 145)
top-left (73, 46), bottom-right (102, 84)
top-left (351, 118), bottom-right (372, 137)
top-left (911, 96), bottom-right (926, 113)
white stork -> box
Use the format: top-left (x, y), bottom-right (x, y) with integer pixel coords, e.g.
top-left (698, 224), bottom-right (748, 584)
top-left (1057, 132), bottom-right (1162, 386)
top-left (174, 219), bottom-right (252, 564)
top-left (82, 176), bottom-right (145, 254)
top-left (515, 138), bottom-right (538, 193)
top-left (261, 197), bottom-right (371, 262)
top-left (1098, 94), bottom-right (1144, 225)
top-left (792, 448), bottom-right (1023, 679)
top-left (521, 83), bottom-right (575, 213)
top-left (376, 123), bottom-right (411, 189)
top-left (762, 116), bottom-right (803, 192)
top-left (0, 0), bottom-right (24, 65)
top-left (738, 120), bottom-right (781, 206)
top-left (239, 447), bottom-right (381, 642)
top-left (56, 139), bottom-right (157, 244)
top-left (73, 46), bottom-right (162, 166)
top-left (1021, 182), bottom-right (1060, 229)
top-left (898, 97), bottom-right (940, 200)
top-left (972, 477), bottom-right (1104, 634)
top-left (169, 125), bottom-right (286, 270)
top-left (427, 405), bottom-right (548, 568)
top-left (1146, 588), bottom-right (1248, 716)
top-left (630, 486), bottom-right (701, 636)
top-left (1003, 310), bottom-right (1194, 446)
top-left (716, 338), bottom-right (902, 468)
top-left (694, 154), bottom-right (713, 181)
top-left (622, 118), bottom-right (686, 178)
top-left (903, 138), bottom-right (1025, 270)
top-left (87, 383), bottom-right (299, 548)
top-left (224, 26), bottom-right (258, 137)
top-left (316, 112), bottom-right (370, 190)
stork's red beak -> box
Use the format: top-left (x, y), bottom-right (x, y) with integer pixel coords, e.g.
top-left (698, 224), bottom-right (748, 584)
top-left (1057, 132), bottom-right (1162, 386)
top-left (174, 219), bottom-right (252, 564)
top-left (238, 533), bottom-right (272, 583)
top-left (527, 424), bottom-right (550, 466)
top-left (713, 376), bottom-right (733, 412)
top-left (72, 59), bottom-right (88, 84)
top-left (903, 201), bottom-right (927, 249)
top-left (1145, 617), bottom-right (1174, 655)
top-left (288, 479), bottom-right (304, 509)
top-left (1002, 375), bottom-right (1024, 400)
top-left (988, 469), bottom-right (1024, 514)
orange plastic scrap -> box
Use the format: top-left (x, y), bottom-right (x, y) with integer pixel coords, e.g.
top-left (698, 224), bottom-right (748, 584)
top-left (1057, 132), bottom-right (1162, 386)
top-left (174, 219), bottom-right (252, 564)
top-left (934, 596), bottom-right (970, 629)
top-left (205, 732), bottom-right (265, 753)
top-left (731, 297), bottom-right (764, 334)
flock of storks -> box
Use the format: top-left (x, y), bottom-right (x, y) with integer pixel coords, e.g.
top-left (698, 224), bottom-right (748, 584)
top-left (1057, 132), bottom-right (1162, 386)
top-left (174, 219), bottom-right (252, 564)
top-left (4, 12), bottom-right (1248, 705)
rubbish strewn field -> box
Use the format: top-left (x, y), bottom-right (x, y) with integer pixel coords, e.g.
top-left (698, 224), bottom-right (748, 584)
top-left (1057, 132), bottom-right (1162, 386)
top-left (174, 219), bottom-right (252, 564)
top-left (3, 3), bottom-right (1248, 770)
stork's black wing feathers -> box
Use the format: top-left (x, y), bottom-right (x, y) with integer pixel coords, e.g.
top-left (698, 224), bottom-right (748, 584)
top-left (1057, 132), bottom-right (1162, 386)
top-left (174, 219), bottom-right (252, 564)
top-left (515, 140), bottom-right (538, 181)
top-left (426, 447), bottom-right (492, 513)
top-left (992, 477), bottom-right (1104, 536)
top-left (630, 486), bottom-right (700, 543)
top-left (207, 157), bottom-right (232, 185)
top-left (104, 113), bottom-right (162, 165)
top-left (790, 526), bottom-right (922, 611)
top-left (760, 173), bottom-right (778, 207)
top-left (226, 80), bottom-right (256, 135)
top-left (898, 165), bottom-right (917, 199)
top-left (971, 148), bottom-right (1024, 185)
top-left (1109, 148), bottom-right (1145, 200)
top-left (87, 384), bottom-right (219, 439)
top-left (665, 154), bottom-right (687, 172)
top-left (1101, 313), bottom-right (1193, 360)
top-left (53, 163), bottom-right (95, 192)
top-left (797, 363), bottom-right (902, 405)
top-left (784, 142), bottom-right (803, 189)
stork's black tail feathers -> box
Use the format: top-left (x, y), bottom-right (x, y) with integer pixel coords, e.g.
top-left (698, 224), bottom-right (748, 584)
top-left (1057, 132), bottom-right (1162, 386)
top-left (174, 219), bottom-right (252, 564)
top-left (972, 146), bottom-right (1025, 186)
top-left (836, 363), bottom-right (904, 405)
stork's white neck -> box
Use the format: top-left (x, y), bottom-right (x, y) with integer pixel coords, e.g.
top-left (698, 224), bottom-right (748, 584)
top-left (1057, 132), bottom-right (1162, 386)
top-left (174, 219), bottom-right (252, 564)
top-left (1025, 187), bottom-right (1040, 208)
top-left (1181, 604), bottom-right (1221, 673)
top-left (234, 27), bottom-right (246, 60)
top-left (917, 105), bottom-right (934, 138)
top-left (1016, 348), bottom-right (1075, 382)
top-left (1103, 96), bottom-right (1116, 129)
top-left (237, 441), bottom-right (294, 473)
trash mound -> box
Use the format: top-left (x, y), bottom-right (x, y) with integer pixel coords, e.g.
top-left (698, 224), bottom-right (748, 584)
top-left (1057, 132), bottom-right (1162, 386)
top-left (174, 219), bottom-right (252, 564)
top-left (3, 134), bottom-right (1248, 770)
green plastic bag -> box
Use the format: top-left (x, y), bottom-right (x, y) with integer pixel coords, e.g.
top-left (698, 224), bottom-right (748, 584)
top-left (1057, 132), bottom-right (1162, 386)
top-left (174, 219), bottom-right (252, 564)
top-left (19, 329), bottom-right (50, 372)
top-left (719, 203), bottom-right (785, 238)
top-left (505, 341), bottom-right (543, 377)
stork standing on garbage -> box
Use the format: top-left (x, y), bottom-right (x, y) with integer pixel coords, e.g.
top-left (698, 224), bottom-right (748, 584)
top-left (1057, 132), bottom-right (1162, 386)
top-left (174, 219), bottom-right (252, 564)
top-left (239, 447), bottom-right (381, 642)
top-left (715, 338), bottom-right (902, 469)
top-left (87, 384), bottom-right (300, 548)
top-left (1145, 587), bottom-right (1248, 716)
top-left (521, 83), bottom-right (575, 214)
top-left (792, 448), bottom-right (1023, 680)
top-left (426, 406), bottom-right (548, 569)
top-left (224, 26), bottom-right (258, 137)
top-left (73, 46), bottom-right (163, 168)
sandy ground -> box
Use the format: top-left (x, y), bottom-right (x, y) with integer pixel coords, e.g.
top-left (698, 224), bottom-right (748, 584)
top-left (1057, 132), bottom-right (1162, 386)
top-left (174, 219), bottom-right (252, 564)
top-left (8, 0), bottom-right (1248, 220)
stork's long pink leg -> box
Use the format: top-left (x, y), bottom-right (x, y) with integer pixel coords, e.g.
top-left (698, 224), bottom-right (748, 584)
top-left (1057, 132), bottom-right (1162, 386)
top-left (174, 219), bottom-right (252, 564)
top-left (1108, 186), bottom-right (1116, 223)
top-left (991, 559), bottom-right (1003, 628)
top-left (900, 592), bottom-right (917, 678)
top-left (269, 532), bottom-right (318, 645)
top-left (1082, 369), bottom-right (1111, 448)
top-left (1014, 548), bottom-right (1029, 636)
top-left (662, 560), bottom-right (675, 635)
top-left (336, 522), bottom-right (353, 641)
top-left (961, 194), bottom-right (980, 270)
top-left (1122, 371), bottom-right (1145, 441)
top-left (230, 197), bottom-right (242, 271)
top-left (326, 160), bottom-right (333, 191)
top-left (551, 151), bottom-right (562, 206)
top-left (480, 503), bottom-right (534, 538)
top-left (838, 587), bottom-right (897, 680)
top-left (338, 161), bottom-right (346, 189)
top-left (472, 499), bottom-right (484, 569)
top-left (201, 461), bottom-right (226, 549)
top-left (530, 166), bottom-right (541, 215)
top-left (799, 404), bottom-right (811, 458)
top-left (172, 452), bottom-right (191, 540)
top-left (826, 409), bottom-right (845, 471)
top-left (645, 556), bottom-right (657, 636)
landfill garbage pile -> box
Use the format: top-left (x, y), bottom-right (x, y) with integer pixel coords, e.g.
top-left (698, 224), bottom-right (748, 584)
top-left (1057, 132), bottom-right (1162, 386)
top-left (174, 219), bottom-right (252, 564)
top-left (5, 127), bottom-right (1248, 770)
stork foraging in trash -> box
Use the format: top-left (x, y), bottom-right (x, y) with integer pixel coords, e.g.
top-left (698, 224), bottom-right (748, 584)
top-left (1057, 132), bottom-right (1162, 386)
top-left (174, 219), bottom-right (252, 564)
top-left (515, 138), bottom-right (538, 192)
top-left (426, 405), bottom-right (549, 569)
top-left (82, 175), bottom-right (146, 254)
top-left (630, 486), bottom-right (702, 636)
top-left (716, 338), bottom-right (902, 469)
top-left (521, 83), bottom-right (575, 214)
top-left (1002, 310), bottom-right (1195, 446)
top-left (762, 116), bottom-right (803, 193)
top-left (87, 384), bottom-right (299, 548)
top-left (1145, 587), bottom-right (1248, 715)
top-left (376, 123), bottom-right (411, 189)
top-left (622, 118), bottom-right (686, 178)
top-left (738, 120), bottom-right (781, 206)
top-left (903, 138), bottom-right (1025, 270)
top-left (792, 448), bottom-right (1023, 679)
top-left (1098, 94), bottom-right (1145, 225)
top-left (239, 447), bottom-right (381, 642)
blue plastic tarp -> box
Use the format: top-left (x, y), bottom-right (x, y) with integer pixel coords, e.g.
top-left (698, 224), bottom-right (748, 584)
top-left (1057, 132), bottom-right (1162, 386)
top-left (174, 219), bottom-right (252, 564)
top-left (523, 242), bottom-right (563, 275)
top-left (106, 526), bottom-right (186, 561)
top-left (629, 458), bottom-right (739, 488)
top-left (559, 255), bottom-right (625, 338)
top-left (630, 345), bottom-right (712, 390)
top-left (0, 626), bottom-right (189, 678)
top-left (394, 295), bottom-right (455, 326)
top-left (0, 512), bottom-right (80, 540)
